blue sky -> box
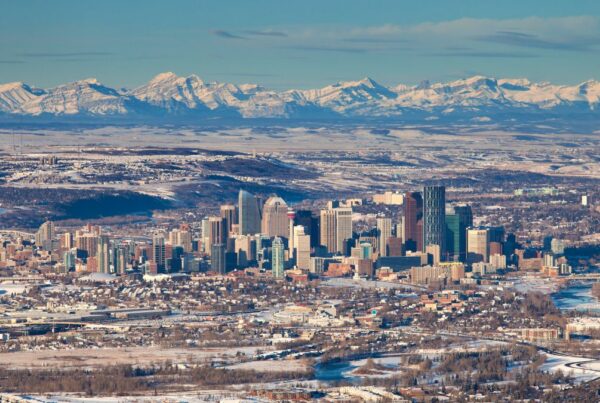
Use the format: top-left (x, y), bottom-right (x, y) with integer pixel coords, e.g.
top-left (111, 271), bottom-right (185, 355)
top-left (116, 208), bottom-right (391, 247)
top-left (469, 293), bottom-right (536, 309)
top-left (2, 0), bottom-right (600, 89)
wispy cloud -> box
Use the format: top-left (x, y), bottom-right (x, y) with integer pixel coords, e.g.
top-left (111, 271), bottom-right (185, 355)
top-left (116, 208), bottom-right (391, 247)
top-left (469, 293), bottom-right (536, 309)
top-left (208, 16), bottom-right (599, 62)
top-left (47, 58), bottom-right (108, 63)
top-left (289, 16), bottom-right (600, 54)
top-left (475, 30), bottom-right (595, 52)
top-left (286, 45), bottom-right (367, 54)
top-left (426, 49), bottom-right (539, 58)
top-left (342, 37), bottom-right (408, 44)
top-left (244, 30), bottom-right (287, 37)
top-left (211, 30), bottom-right (247, 40)
top-left (353, 16), bottom-right (599, 39)
top-left (5, 53), bottom-right (162, 64)
top-left (20, 51), bottom-right (113, 58)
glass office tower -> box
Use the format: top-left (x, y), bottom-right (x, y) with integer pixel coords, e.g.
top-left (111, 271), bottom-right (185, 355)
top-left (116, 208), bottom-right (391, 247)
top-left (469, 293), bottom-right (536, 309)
top-left (239, 190), bottom-right (261, 235)
top-left (423, 185), bottom-right (446, 257)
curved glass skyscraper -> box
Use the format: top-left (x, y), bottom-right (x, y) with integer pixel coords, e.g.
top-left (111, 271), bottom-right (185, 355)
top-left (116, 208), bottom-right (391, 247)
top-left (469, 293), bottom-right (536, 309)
top-left (261, 196), bottom-right (288, 238)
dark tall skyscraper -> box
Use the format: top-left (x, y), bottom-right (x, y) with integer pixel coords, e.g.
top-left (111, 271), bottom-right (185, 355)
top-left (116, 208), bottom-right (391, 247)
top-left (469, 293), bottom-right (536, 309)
top-left (208, 216), bottom-right (227, 256)
top-left (111, 245), bottom-right (128, 275)
top-left (211, 243), bottom-right (226, 275)
top-left (239, 190), bottom-right (261, 235)
top-left (403, 192), bottom-right (422, 252)
top-left (423, 185), bottom-right (446, 256)
top-left (152, 234), bottom-right (166, 273)
top-left (504, 233), bottom-right (517, 257)
top-left (96, 235), bottom-right (110, 274)
top-left (295, 210), bottom-right (319, 248)
top-left (416, 219), bottom-right (423, 252)
top-left (220, 204), bottom-right (237, 236)
top-left (488, 226), bottom-right (505, 244)
top-left (445, 214), bottom-right (461, 261)
top-left (454, 205), bottom-right (473, 228)
top-left (446, 204), bottom-right (473, 262)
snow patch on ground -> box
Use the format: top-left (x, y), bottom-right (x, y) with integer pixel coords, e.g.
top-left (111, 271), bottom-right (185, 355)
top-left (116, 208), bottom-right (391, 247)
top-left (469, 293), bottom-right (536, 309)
top-left (539, 353), bottom-right (600, 384)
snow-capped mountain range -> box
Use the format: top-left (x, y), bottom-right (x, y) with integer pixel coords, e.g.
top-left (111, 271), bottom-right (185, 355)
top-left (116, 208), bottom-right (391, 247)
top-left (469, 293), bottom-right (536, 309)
top-left (1, 72), bottom-right (600, 123)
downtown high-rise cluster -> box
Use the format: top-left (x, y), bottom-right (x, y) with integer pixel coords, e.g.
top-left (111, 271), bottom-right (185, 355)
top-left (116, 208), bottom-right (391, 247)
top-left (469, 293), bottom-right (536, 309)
top-left (22, 185), bottom-right (575, 284)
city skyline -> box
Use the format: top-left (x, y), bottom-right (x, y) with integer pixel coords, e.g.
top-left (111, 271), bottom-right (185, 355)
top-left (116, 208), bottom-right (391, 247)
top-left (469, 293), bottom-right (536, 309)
top-left (1, 1), bottom-right (600, 400)
top-left (24, 184), bottom-right (586, 278)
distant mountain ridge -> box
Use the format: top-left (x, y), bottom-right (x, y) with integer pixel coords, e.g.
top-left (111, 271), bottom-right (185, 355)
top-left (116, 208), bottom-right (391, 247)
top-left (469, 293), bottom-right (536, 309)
top-left (1, 72), bottom-right (600, 123)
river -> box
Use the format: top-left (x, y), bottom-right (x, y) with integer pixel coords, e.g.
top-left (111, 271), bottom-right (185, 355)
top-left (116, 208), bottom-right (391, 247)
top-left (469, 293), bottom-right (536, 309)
top-left (552, 281), bottom-right (600, 313)
top-left (314, 360), bottom-right (357, 382)
top-left (314, 352), bottom-right (404, 383)
top-left (314, 281), bottom-right (600, 383)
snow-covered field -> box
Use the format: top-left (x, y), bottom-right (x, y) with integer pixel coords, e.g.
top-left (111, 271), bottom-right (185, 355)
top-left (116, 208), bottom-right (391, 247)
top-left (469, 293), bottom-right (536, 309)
top-left (321, 277), bottom-right (420, 290)
top-left (539, 353), bottom-right (600, 384)
top-left (0, 345), bottom-right (271, 370)
top-left (0, 283), bottom-right (32, 295)
top-left (0, 393), bottom-right (250, 403)
top-left (226, 359), bottom-right (309, 372)
top-left (510, 276), bottom-right (560, 295)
